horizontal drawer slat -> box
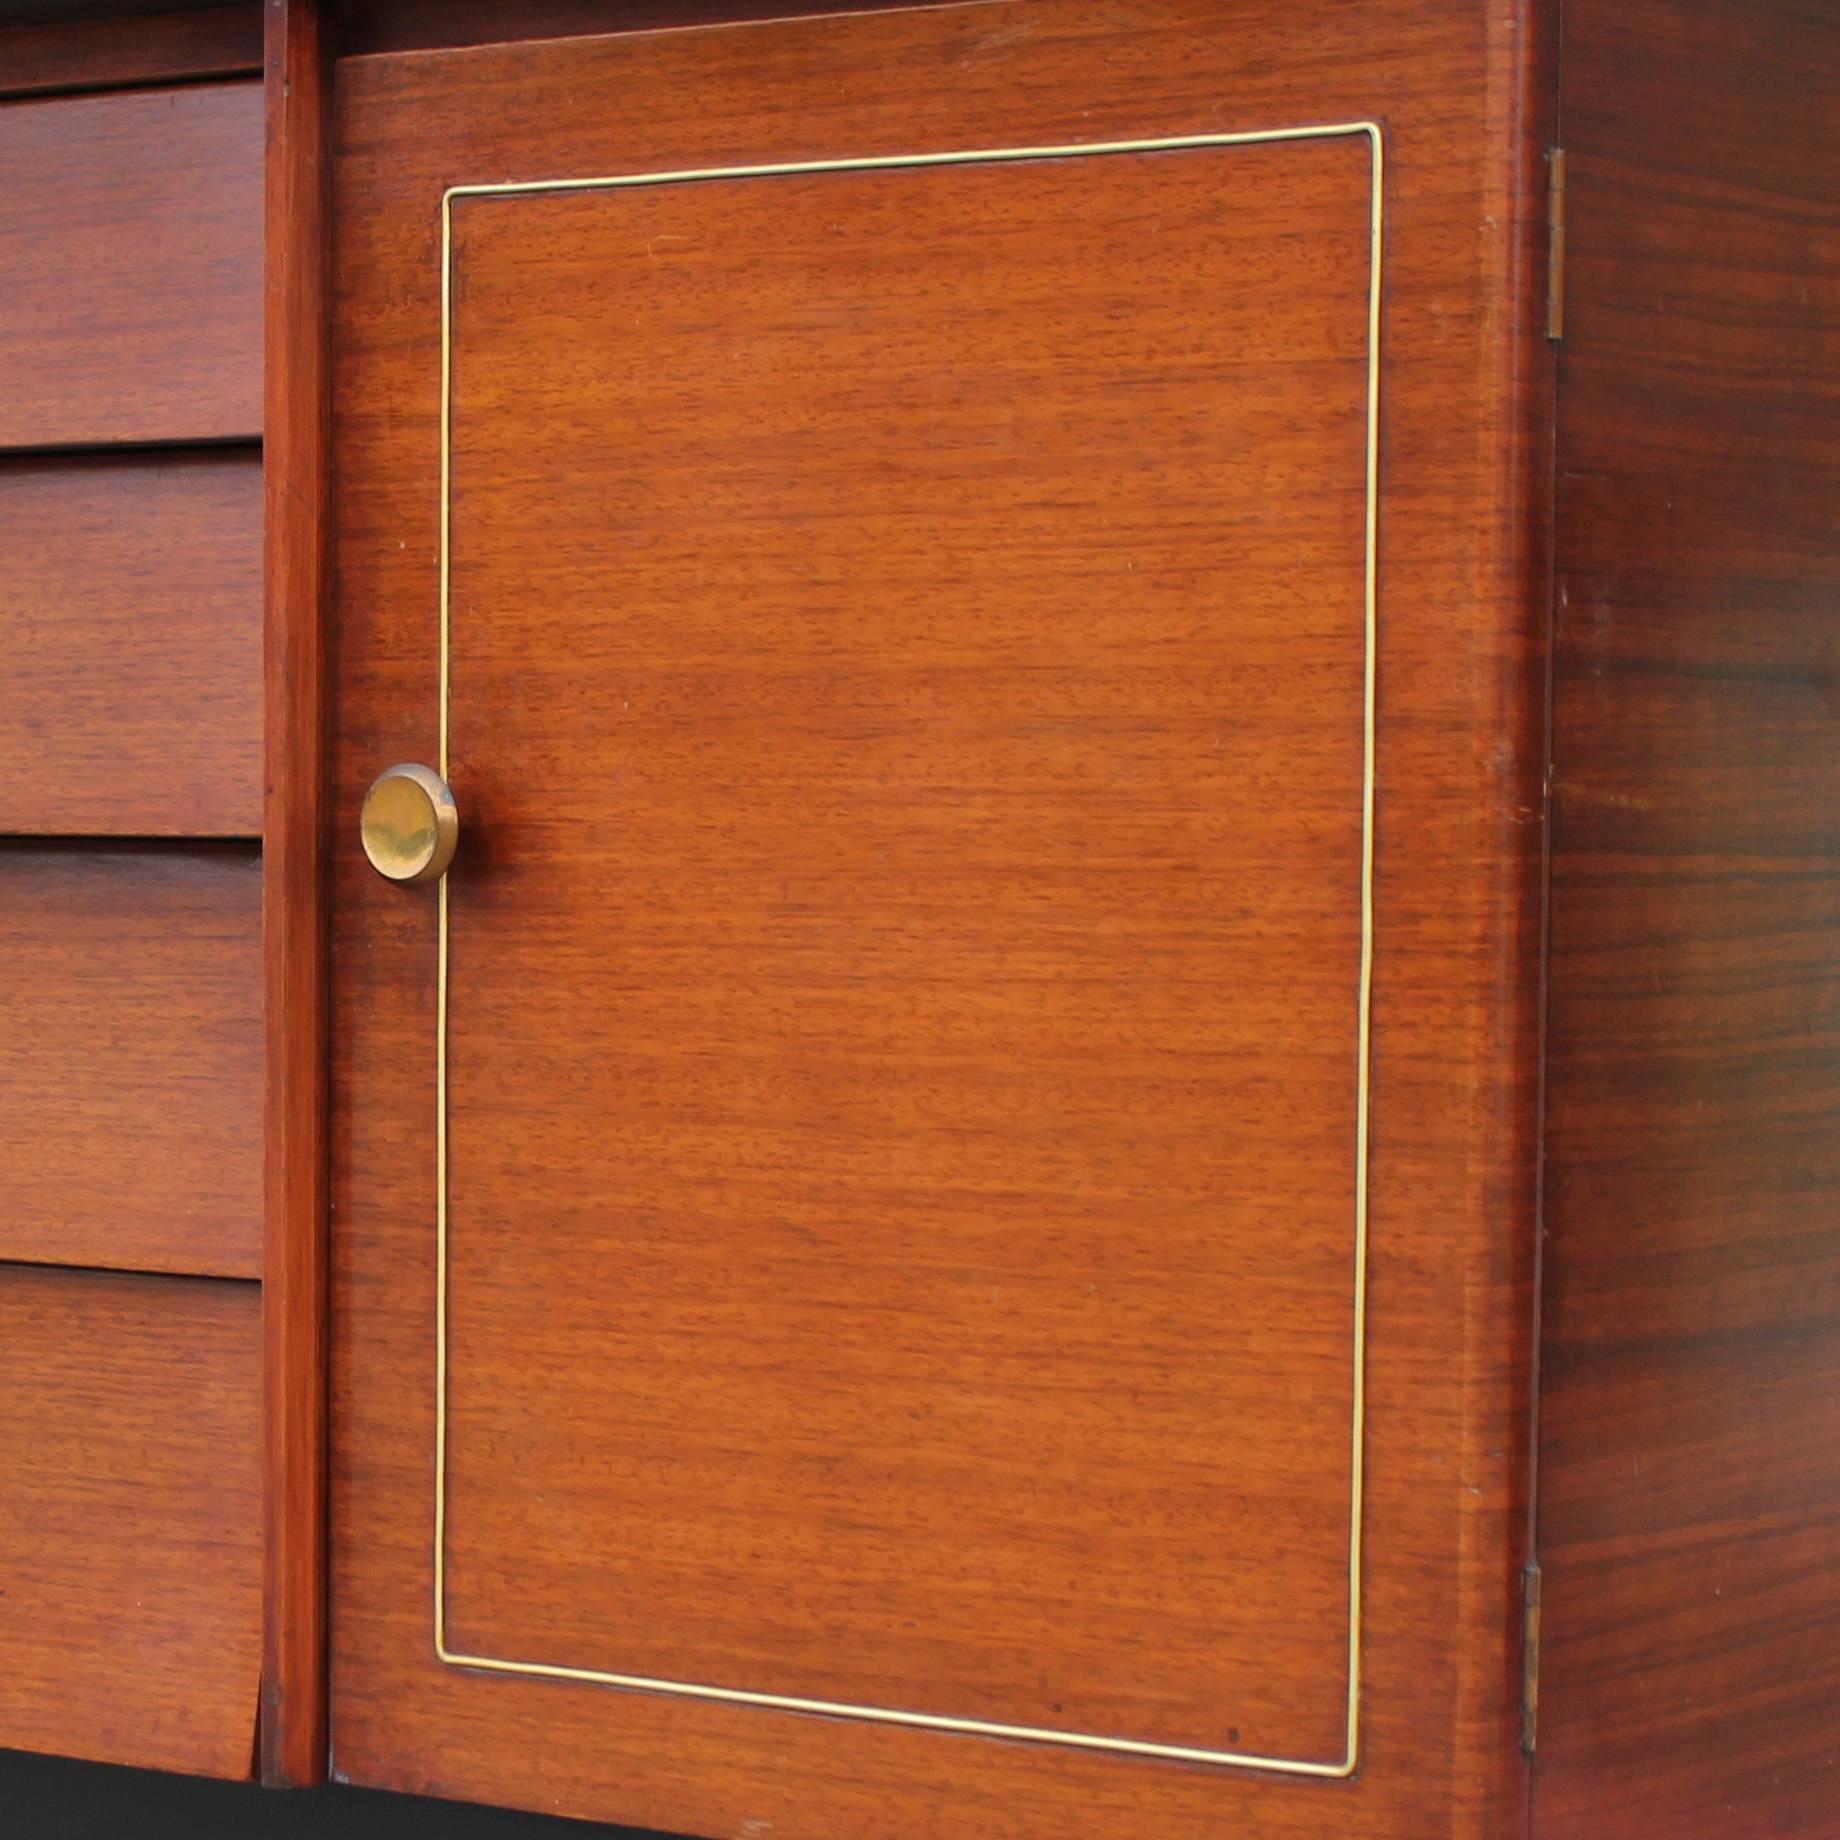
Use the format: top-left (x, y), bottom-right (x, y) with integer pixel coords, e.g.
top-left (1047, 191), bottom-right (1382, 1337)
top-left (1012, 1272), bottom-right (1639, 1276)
top-left (0, 1265), bottom-right (260, 1779)
top-left (0, 80), bottom-right (261, 448)
top-left (0, 450), bottom-right (261, 836)
top-left (0, 6), bottom-right (263, 102)
top-left (0, 845), bottom-right (261, 1279)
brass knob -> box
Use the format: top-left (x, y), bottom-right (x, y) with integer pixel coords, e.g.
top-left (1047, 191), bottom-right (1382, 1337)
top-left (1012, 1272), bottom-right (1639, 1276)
top-left (360, 763), bottom-right (459, 885)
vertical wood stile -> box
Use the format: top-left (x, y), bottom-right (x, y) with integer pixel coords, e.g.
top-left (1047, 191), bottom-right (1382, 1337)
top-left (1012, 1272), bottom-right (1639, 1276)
top-left (260, 0), bottom-right (332, 1789)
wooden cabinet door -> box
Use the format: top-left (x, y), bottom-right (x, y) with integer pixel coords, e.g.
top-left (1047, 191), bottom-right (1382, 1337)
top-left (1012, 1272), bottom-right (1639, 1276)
top-left (330, 4), bottom-right (1547, 1835)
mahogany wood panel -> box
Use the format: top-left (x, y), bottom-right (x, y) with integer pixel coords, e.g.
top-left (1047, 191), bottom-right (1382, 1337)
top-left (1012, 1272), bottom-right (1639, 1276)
top-left (0, 5), bottom-right (260, 98)
top-left (0, 80), bottom-right (260, 449)
top-left (1534, 3), bottom-right (1840, 1835)
top-left (443, 134), bottom-right (1374, 1764)
top-left (0, 1266), bottom-right (261, 1778)
top-left (0, 450), bottom-right (261, 836)
top-left (0, 845), bottom-right (262, 1279)
top-left (261, 0), bottom-right (332, 1789)
top-left (331, 3), bottom-right (1552, 1835)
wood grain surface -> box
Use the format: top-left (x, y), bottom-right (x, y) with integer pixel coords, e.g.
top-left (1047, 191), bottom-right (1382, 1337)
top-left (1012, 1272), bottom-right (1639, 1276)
top-left (261, 0), bottom-right (333, 1789)
top-left (0, 4), bottom-right (260, 98)
top-left (330, 3), bottom-right (1553, 1835)
top-left (1533, 2), bottom-right (1840, 1835)
top-left (0, 450), bottom-right (261, 836)
top-left (0, 845), bottom-right (262, 1278)
top-left (0, 1266), bottom-right (261, 1778)
top-left (440, 130), bottom-right (1374, 1766)
top-left (0, 80), bottom-right (260, 449)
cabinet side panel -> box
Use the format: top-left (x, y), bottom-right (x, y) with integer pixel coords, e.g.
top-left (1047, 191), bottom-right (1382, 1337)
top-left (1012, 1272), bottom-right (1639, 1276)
top-left (1538, 4), bottom-right (1840, 1834)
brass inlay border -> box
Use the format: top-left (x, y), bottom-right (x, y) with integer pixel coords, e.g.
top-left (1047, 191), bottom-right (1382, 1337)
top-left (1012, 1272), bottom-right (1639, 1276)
top-left (433, 121), bottom-right (1383, 1779)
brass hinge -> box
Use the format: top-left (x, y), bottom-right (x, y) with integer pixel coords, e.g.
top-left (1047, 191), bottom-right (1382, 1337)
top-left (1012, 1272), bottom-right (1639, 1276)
top-left (1546, 148), bottom-right (1567, 341)
top-left (1521, 1559), bottom-right (1543, 1754)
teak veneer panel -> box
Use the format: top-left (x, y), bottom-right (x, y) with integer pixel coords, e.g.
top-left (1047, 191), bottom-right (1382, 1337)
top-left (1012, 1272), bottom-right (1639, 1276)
top-left (1534, 0), bottom-right (1840, 1833)
top-left (439, 131), bottom-right (1374, 1766)
top-left (0, 451), bottom-right (261, 836)
top-left (0, 1266), bottom-right (261, 1779)
top-left (0, 846), bottom-right (262, 1279)
top-left (331, 2), bottom-right (1552, 1834)
top-left (0, 80), bottom-right (260, 449)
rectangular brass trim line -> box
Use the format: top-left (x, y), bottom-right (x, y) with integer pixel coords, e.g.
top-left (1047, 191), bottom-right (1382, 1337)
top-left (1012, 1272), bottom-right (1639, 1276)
top-left (1547, 147), bottom-right (1567, 341)
top-left (1521, 1560), bottom-right (1543, 1754)
top-left (433, 119), bottom-right (1385, 1782)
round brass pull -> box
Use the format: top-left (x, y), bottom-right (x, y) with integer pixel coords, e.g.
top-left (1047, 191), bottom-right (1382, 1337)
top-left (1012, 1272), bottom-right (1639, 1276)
top-left (360, 763), bottom-right (459, 885)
